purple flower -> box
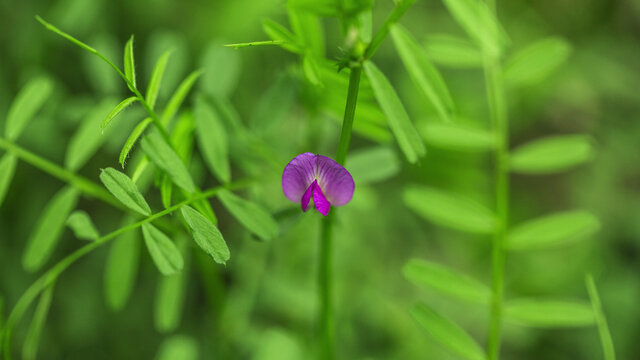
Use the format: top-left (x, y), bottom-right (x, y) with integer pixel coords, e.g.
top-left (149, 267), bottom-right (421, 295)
top-left (282, 153), bottom-right (355, 216)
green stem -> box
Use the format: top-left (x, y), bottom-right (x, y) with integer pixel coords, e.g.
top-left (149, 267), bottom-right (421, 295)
top-left (585, 274), bottom-right (616, 360)
top-left (0, 179), bottom-right (252, 356)
top-left (335, 66), bottom-right (362, 165)
top-left (363, 0), bottom-right (417, 61)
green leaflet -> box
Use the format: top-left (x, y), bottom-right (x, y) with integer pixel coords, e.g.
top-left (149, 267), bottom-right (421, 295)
top-left (218, 190), bottom-right (279, 241)
top-left (146, 50), bottom-right (172, 110)
top-left (0, 154), bottom-right (17, 207)
top-left (504, 37), bottom-right (571, 87)
top-left (154, 237), bottom-right (188, 332)
top-left (302, 55), bottom-right (322, 86)
top-left (390, 24), bottom-right (455, 122)
top-left (140, 131), bottom-right (196, 193)
top-left (420, 122), bottom-right (495, 152)
top-left (423, 34), bottom-right (483, 68)
top-left (253, 329), bottom-right (303, 360)
top-left (262, 19), bottom-right (302, 53)
top-left (66, 210), bottom-right (100, 240)
top-left (161, 70), bottom-right (202, 125)
top-left (504, 299), bottom-right (595, 328)
top-left (5, 76), bottom-right (54, 141)
top-left (155, 335), bottom-right (199, 360)
top-left (510, 135), bottom-right (594, 174)
top-left (119, 117), bottom-right (152, 168)
top-left (288, 7), bottom-right (325, 57)
top-left (181, 205), bottom-right (229, 264)
top-left (224, 40), bottom-right (285, 49)
top-left (411, 303), bottom-right (486, 360)
top-left (346, 147), bottom-right (400, 184)
top-left (404, 185), bottom-right (495, 234)
top-left (22, 284), bottom-right (54, 360)
top-left (22, 186), bottom-right (79, 272)
top-left (142, 223), bottom-right (184, 276)
top-left (100, 96), bottom-right (137, 129)
top-left (585, 274), bottom-right (617, 360)
top-left (100, 167), bottom-right (152, 216)
top-left (194, 96), bottom-right (230, 183)
top-left (403, 259), bottom-right (490, 304)
top-left (507, 210), bottom-right (600, 251)
top-left (363, 62), bottom-right (425, 163)
top-left (124, 35), bottom-right (136, 91)
top-left (104, 224), bottom-right (140, 311)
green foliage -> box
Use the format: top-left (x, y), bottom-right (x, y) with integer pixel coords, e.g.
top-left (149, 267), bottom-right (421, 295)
top-left (100, 167), bottom-right (152, 216)
top-left (504, 299), bottom-right (595, 328)
top-left (419, 122), bottom-right (495, 152)
top-left (146, 50), bottom-right (172, 110)
top-left (104, 225), bottom-right (140, 311)
top-left (161, 70), bottom-right (202, 125)
top-left (585, 275), bottom-right (616, 360)
top-left (123, 35), bottom-right (137, 91)
top-left (510, 135), bottom-right (594, 174)
top-left (119, 117), bottom-right (152, 168)
top-left (0, 154), bottom-right (17, 207)
top-left (423, 34), bottom-right (483, 68)
top-left (22, 284), bottom-right (54, 360)
top-left (218, 189), bottom-right (279, 241)
top-left (141, 132), bottom-right (196, 193)
top-left (142, 223), bottom-right (184, 276)
top-left (154, 237), bottom-right (188, 332)
top-left (101, 96), bottom-right (138, 129)
top-left (5, 76), bottom-right (54, 141)
top-left (181, 205), bottom-right (229, 264)
top-left (155, 335), bottom-right (199, 360)
top-left (66, 210), bottom-right (100, 240)
top-left (504, 37), bottom-right (571, 87)
top-left (194, 96), bottom-right (230, 183)
top-left (346, 146), bottom-right (399, 184)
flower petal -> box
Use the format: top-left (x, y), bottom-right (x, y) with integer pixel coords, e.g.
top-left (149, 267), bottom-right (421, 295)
top-left (313, 183), bottom-right (331, 216)
top-left (315, 155), bottom-right (355, 206)
top-left (282, 152), bottom-right (316, 203)
top-left (301, 180), bottom-right (315, 212)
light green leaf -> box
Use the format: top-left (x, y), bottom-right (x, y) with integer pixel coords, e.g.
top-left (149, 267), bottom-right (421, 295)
top-left (302, 55), bottom-right (322, 86)
top-left (146, 50), bottom-right (172, 110)
top-left (66, 210), bottom-right (99, 240)
top-left (161, 70), bottom-right (202, 125)
top-left (101, 96), bottom-right (137, 129)
top-left (507, 210), bottom-right (600, 251)
top-left (423, 34), bottom-right (483, 68)
top-left (0, 154), bottom-right (17, 207)
top-left (346, 147), bottom-right (400, 184)
top-left (288, 7), bottom-right (325, 56)
top-left (124, 35), bottom-right (136, 91)
top-left (200, 41), bottom-right (240, 98)
top-left (411, 303), bottom-right (486, 360)
top-left (363, 62), bottom-right (425, 163)
top-left (142, 223), bottom-right (184, 276)
top-left (100, 167), bottom-right (152, 216)
top-left (22, 284), bottom-right (54, 360)
top-left (155, 335), bottom-right (199, 360)
top-left (403, 185), bottom-right (495, 234)
top-left (390, 25), bottom-right (454, 122)
top-left (160, 175), bottom-right (173, 209)
top-left (510, 135), bottom-right (594, 174)
top-left (253, 329), bottom-right (303, 360)
top-left (218, 190), bottom-right (278, 241)
top-left (154, 238), bottom-right (188, 332)
top-left (22, 186), bottom-right (79, 272)
top-left (140, 131), bottom-right (196, 193)
top-left (441, 0), bottom-right (508, 57)
top-left (504, 37), bottom-right (571, 87)
top-left (194, 96), bottom-right (230, 183)
top-left (224, 40), bottom-right (285, 49)
top-left (104, 224), bottom-right (140, 311)
top-left (420, 122), bottom-right (495, 152)
top-left (119, 117), bottom-right (152, 168)
top-left (403, 259), bottom-right (490, 303)
top-left (181, 205), bottom-right (229, 264)
top-left (504, 299), bottom-right (595, 328)
top-left (5, 76), bottom-right (54, 141)
top-left (585, 274), bottom-right (616, 360)
top-left (262, 19), bottom-right (302, 53)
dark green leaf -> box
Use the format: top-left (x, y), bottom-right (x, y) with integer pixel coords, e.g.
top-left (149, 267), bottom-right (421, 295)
top-left (22, 284), bottom-right (54, 360)
top-left (510, 135), bottom-right (594, 174)
top-left (147, 50), bottom-right (172, 110)
top-left (194, 97), bottom-right (230, 183)
top-left (420, 122), bottom-right (495, 152)
top-left (22, 186), bottom-right (79, 272)
top-left (141, 223), bottom-right (184, 276)
top-left (66, 210), bottom-right (100, 240)
top-left (218, 190), bottom-right (278, 241)
top-left (346, 147), bottom-right (400, 184)
top-left (119, 117), bottom-right (152, 168)
top-left (507, 210), bottom-right (600, 250)
top-left (154, 237), bottom-right (188, 332)
top-left (423, 34), bottom-right (483, 68)
top-left (504, 299), bottom-right (595, 328)
top-left (104, 224), bottom-right (140, 311)
top-left (124, 35), bottom-right (136, 91)
top-left (140, 131), bottom-right (196, 193)
top-left (363, 62), bottom-right (425, 163)
top-left (404, 185), bottom-right (495, 234)
top-left (100, 167), bottom-right (152, 216)
top-left (101, 96), bottom-right (137, 129)
top-left (181, 205), bottom-right (229, 264)
top-left (0, 154), bottom-right (17, 207)
top-left (504, 37), bottom-right (571, 87)
top-left (5, 76), bottom-right (54, 141)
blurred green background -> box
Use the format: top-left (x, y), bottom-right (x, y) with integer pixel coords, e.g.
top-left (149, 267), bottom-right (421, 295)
top-left (1, 0), bottom-right (639, 359)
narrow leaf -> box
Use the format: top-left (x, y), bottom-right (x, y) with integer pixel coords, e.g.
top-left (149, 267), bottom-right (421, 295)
top-left (181, 205), bottom-right (229, 264)
top-left (100, 167), bottom-right (152, 216)
top-left (160, 175), bottom-right (173, 209)
top-left (510, 135), bottom-right (594, 174)
top-left (364, 62), bottom-right (425, 163)
top-left (504, 299), bottom-right (595, 328)
top-left (154, 238), bottom-right (188, 332)
top-left (142, 223), bottom-right (184, 276)
top-left (411, 303), bottom-right (486, 360)
top-left (507, 210), bottom-right (600, 251)
top-left (104, 224), bottom-right (140, 311)
top-left (124, 35), bottom-right (136, 91)
top-left (423, 34), bottom-right (483, 68)
top-left (194, 97), bottom-right (230, 183)
top-left (22, 284), bottom-right (54, 360)
top-left (155, 335), bottom-right (199, 360)
top-left (146, 50), bottom-right (172, 110)
top-left (504, 37), bottom-right (571, 87)
top-left (140, 132), bottom-right (196, 193)
top-left (346, 147), bottom-right (400, 184)
top-left (0, 154), bottom-right (17, 207)
top-left (262, 19), bottom-right (302, 53)
top-left (391, 24), bottom-right (454, 122)
top-left (403, 259), bottom-right (490, 303)
top-left (66, 210), bottom-right (100, 240)
top-left (218, 190), bottom-right (278, 241)
top-left (101, 96), bottom-right (137, 129)
top-left (119, 117), bottom-right (152, 168)
top-left (5, 76), bottom-right (54, 141)
top-left (22, 186), bottom-right (79, 272)
top-left (585, 274), bottom-right (616, 360)
top-left (404, 185), bottom-right (495, 234)
top-left (161, 70), bottom-right (202, 125)
top-left (36, 15), bottom-right (98, 55)
top-left (302, 55), bottom-right (322, 86)
top-left (420, 122), bottom-right (495, 152)
top-left (224, 40), bottom-right (284, 49)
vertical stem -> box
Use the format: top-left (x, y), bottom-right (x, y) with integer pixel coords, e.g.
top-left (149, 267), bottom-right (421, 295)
top-left (318, 65), bottom-right (362, 360)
